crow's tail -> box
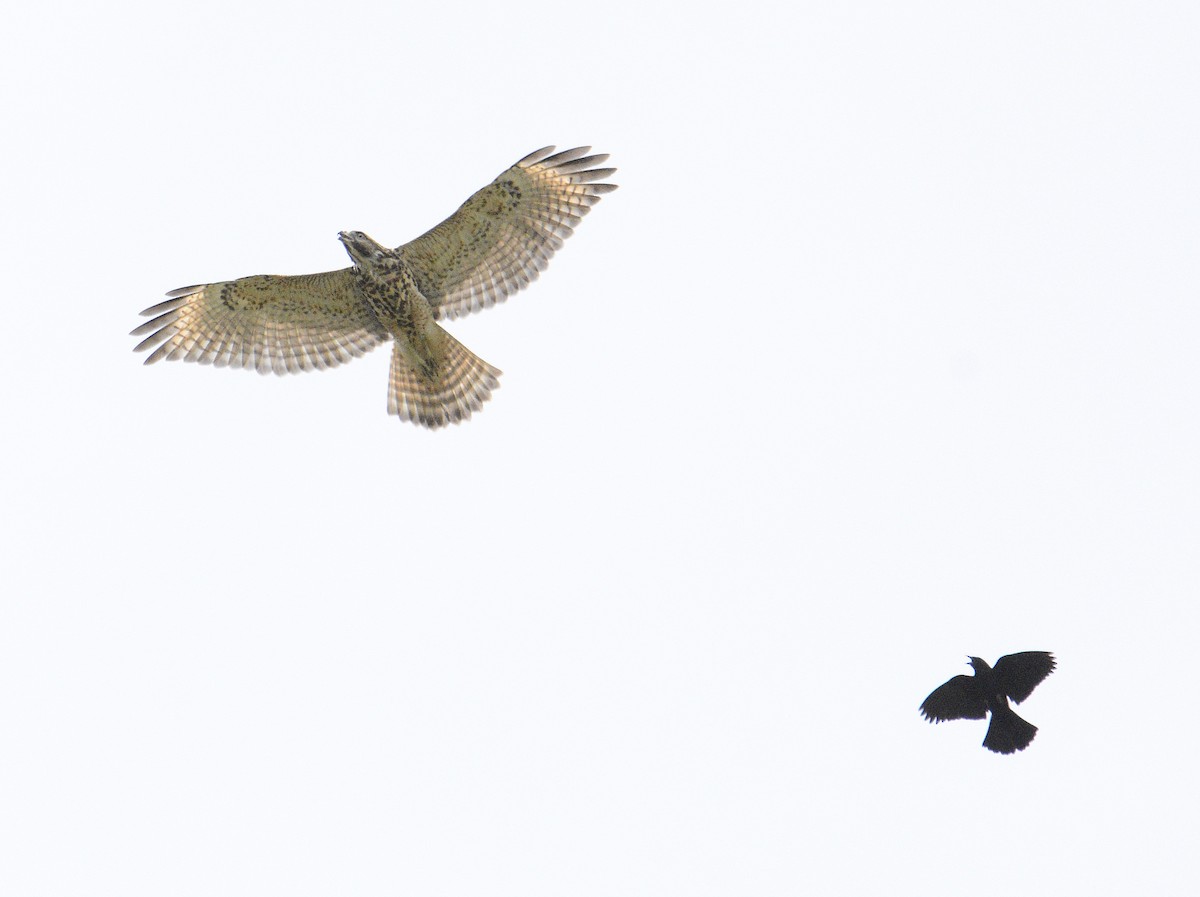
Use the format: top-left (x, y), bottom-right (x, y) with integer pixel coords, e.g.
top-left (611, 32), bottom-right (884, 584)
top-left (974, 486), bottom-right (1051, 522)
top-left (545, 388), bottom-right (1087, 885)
top-left (983, 705), bottom-right (1038, 754)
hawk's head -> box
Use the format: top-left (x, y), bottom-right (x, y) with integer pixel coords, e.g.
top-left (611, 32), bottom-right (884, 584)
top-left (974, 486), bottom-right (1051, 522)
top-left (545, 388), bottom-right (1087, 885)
top-left (338, 231), bottom-right (389, 270)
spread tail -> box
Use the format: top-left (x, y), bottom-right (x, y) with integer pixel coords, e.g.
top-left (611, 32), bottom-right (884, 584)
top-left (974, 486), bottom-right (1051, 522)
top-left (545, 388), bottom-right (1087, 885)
top-left (983, 706), bottom-right (1038, 754)
top-left (388, 331), bottom-right (502, 428)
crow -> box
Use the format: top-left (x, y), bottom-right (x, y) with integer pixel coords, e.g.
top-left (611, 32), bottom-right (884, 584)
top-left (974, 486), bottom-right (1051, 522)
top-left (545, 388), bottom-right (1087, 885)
top-left (920, 652), bottom-right (1055, 754)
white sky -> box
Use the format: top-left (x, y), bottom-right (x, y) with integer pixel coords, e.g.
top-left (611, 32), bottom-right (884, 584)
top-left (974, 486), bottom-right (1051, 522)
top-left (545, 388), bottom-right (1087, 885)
top-left (2, 1), bottom-right (1198, 894)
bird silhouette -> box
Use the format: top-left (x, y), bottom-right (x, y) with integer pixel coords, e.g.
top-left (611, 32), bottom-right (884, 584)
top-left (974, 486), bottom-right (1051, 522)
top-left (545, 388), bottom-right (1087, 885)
top-left (920, 652), bottom-right (1055, 753)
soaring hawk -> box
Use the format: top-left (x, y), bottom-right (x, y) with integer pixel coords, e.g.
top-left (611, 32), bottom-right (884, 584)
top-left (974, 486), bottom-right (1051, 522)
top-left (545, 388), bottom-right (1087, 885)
top-left (131, 146), bottom-right (617, 428)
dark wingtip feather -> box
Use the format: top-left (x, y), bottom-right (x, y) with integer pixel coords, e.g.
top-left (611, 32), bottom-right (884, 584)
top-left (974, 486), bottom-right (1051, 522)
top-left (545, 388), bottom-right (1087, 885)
top-left (516, 145), bottom-right (557, 167)
top-left (540, 146), bottom-right (593, 167)
top-left (165, 284), bottom-right (206, 299)
top-left (139, 296), bottom-right (188, 316)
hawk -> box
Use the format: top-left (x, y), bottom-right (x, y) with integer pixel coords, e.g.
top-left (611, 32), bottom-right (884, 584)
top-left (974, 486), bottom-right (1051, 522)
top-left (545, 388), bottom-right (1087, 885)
top-left (131, 146), bottom-right (617, 428)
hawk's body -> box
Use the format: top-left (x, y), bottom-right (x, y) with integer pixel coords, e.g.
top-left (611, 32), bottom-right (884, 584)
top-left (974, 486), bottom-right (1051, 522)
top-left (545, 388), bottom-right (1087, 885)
top-left (132, 146), bottom-right (617, 428)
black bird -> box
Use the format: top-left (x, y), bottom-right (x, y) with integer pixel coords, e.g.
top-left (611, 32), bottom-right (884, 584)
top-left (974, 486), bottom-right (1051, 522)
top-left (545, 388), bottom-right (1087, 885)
top-left (920, 652), bottom-right (1056, 754)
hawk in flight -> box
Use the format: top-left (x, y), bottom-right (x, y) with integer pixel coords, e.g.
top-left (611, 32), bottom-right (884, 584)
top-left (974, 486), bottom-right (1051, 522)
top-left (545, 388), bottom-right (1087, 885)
top-left (131, 146), bottom-right (617, 428)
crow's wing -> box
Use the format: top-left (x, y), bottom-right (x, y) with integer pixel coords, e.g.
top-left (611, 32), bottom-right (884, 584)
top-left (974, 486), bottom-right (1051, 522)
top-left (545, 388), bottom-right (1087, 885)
top-left (920, 675), bottom-right (988, 722)
top-left (993, 652), bottom-right (1056, 704)
top-left (398, 146), bottom-right (617, 321)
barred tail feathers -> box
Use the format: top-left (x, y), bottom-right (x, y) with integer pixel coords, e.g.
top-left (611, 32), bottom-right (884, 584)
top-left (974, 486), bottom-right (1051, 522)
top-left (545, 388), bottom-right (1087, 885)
top-left (388, 331), bottom-right (502, 428)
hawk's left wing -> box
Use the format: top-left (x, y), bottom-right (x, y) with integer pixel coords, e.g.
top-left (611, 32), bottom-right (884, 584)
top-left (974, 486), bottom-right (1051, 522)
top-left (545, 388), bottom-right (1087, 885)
top-left (131, 269), bottom-right (388, 375)
top-left (398, 146), bottom-right (617, 321)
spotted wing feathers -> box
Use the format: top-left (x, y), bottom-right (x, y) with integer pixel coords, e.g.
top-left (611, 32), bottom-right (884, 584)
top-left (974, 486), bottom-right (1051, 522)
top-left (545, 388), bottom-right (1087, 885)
top-left (131, 270), bottom-right (388, 375)
top-left (399, 146), bottom-right (618, 320)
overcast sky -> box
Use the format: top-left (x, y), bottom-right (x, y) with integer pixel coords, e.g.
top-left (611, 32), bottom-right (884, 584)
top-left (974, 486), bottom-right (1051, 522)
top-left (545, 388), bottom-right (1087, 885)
top-left (2, 2), bottom-right (1198, 894)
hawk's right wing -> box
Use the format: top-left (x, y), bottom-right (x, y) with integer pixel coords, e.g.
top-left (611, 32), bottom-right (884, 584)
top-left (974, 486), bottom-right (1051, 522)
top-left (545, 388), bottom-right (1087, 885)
top-left (920, 675), bottom-right (988, 723)
top-left (131, 269), bottom-right (389, 375)
top-left (397, 146), bottom-right (618, 321)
